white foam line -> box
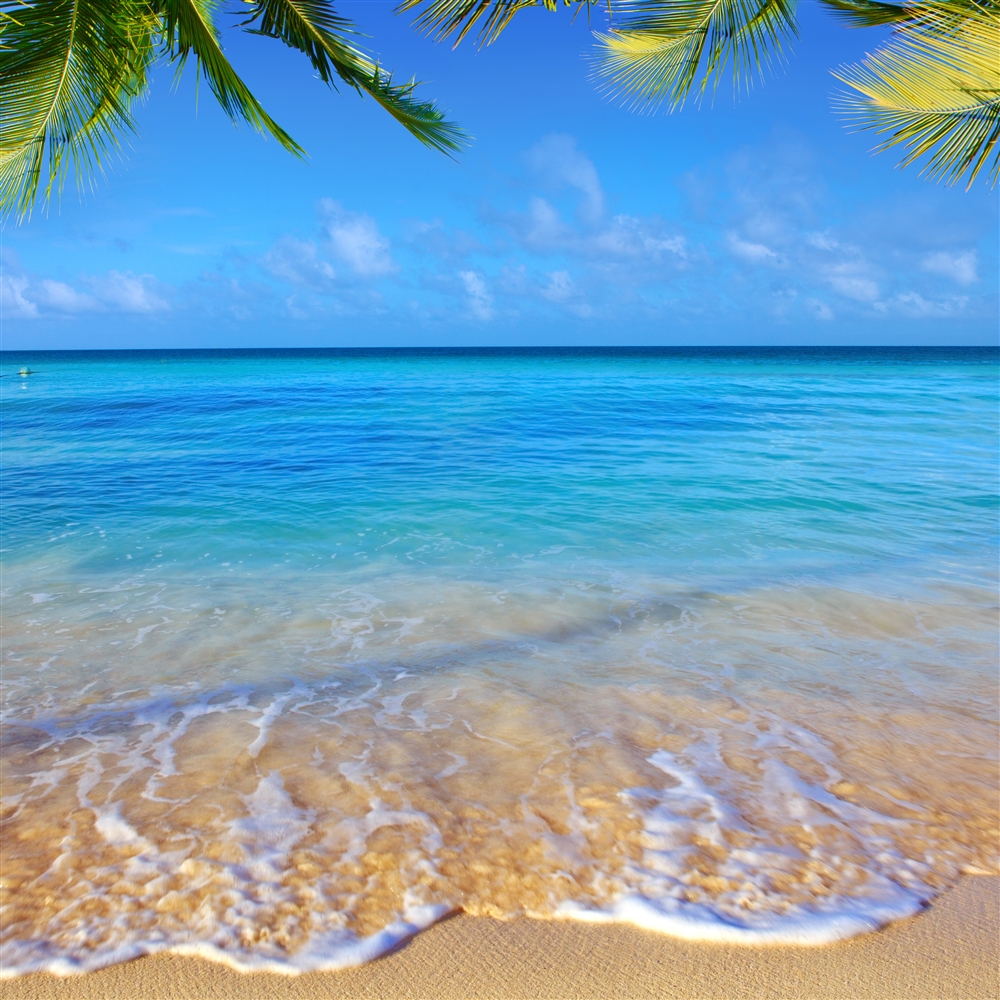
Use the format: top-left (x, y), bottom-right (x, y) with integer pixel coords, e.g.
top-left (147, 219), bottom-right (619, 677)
top-left (554, 890), bottom-right (927, 946)
top-left (246, 688), bottom-right (299, 759)
top-left (131, 617), bottom-right (171, 647)
top-left (434, 752), bottom-right (467, 780)
top-left (0, 905), bottom-right (451, 978)
top-left (167, 905), bottom-right (451, 974)
top-left (461, 720), bottom-right (516, 749)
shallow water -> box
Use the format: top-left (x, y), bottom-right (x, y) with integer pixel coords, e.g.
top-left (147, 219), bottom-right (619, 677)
top-left (1, 348), bottom-right (997, 974)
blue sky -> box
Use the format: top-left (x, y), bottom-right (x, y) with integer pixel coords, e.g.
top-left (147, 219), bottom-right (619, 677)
top-left (1, 1), bottom-right (997, 348)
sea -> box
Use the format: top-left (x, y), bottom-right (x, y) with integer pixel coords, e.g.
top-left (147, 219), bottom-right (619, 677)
top-left (1, 347), bottom-right (997, 975)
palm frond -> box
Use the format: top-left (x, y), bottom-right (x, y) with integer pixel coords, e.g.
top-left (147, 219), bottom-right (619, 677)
top-left (594, 0), bottom-right (798, 113)
top-left (398, 0), bottom-right (590, 47)
top-left (158, 0), bottom-right (303, 154)
top-left (833, 2), bottom-right (1000, 187)
top-left (357, 67), bottom-right (470, 154)
top-left (819, 0), bottom-right (914, 28)
top-left (0, 0), bottom-right (158, 221)
top-left (398, 0), bottom-right (538, 47)
top-left (241, 0), bottom-right (468, 153)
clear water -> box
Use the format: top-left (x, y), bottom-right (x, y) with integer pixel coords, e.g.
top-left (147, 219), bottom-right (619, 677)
top-left (1, 347), bottom-right (997, 974)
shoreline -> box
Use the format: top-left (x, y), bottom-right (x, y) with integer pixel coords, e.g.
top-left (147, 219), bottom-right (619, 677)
top-left (4, 876), bottom-right (996, 999)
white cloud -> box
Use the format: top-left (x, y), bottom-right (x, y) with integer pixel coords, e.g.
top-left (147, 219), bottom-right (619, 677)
top-left (884, 292), bottom-right (969, 317)
top-left (525, 133), bottom-right (605, 224)
top-left (589, 216), bottom-right (686, 261)
top-left (321, 200), bottom-right (396, 277)
top-left (514, 198), bottom-right (685, 267)
top-left (263, 238), bottom-right (336, 290)
top-left (283, 294), bottom-right (312, 320)
top-left (804, 232), bottom-right (883, 302)
top-left (1, 273), bottom-right (38, 319)
top-left (922, 250), bottom-right (978, 286)
top-left (38, 279), bottom-right (98, 312)
top-left (806, 232), bottom-right (847, 252)
top-left (522, 196), bottom-right (569, 251)
top-left (805, 298), bottom-right (834, 321)
top-left (825, 263), bottom-right (879, 302)
top-left (86, 271), bottom-right (168, 312)
top-left (542, 270), bottom-right (574, 302)
top-left (728, 233), bottom-right (784, 265)
top-left (459, 270), bottom-right (493, 320)
top-left (494, 265), bottom-right (593, 316)
top-left (1, 251), bottom-right (167, 318)
top-left (209, 133), bottom-right (995, 333)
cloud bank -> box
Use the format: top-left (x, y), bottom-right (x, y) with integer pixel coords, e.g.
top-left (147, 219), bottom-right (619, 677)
top-left (4, 133), bottom-right (995, 345)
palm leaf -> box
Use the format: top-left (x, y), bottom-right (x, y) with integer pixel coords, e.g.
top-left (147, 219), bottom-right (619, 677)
top-left (819, 0), bottom-right (914, 28)
top-left (833, 2), bottom-right (1000, 187)
top-left (594, 0), bottom-right (798, 113)
top-left (157, 0), bottom-right (303, 154)
top-left (397, 0), bottom-right (558, 47)
top-left (1, 0), bottom-right (465, 222)
top-left (241, 0), bottom-right (468, 153)
top-left (0, 0), bottom-right (157, 220)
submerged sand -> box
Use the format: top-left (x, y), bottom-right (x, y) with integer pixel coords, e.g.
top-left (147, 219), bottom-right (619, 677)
top-left (4, 582), bottom-right (997, 972)
top-left (4, 875), bottom-right (996, 999)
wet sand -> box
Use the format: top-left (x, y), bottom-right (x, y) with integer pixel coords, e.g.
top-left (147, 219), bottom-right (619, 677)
top-left (4, 876), bottom-right (996, 999)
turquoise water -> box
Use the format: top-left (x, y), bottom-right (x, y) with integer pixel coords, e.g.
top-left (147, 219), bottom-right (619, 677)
top-left (5, 348), bottom-right (998, 591)
top-left (2, 348), bottom-right (998, 973)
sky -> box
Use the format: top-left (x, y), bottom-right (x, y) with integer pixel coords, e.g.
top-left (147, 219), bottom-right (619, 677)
top-left (1, 0), bottom-right (997, 349)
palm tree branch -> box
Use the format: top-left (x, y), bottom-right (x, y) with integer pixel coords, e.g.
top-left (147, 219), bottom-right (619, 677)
top-left (0, 0), bottom-right (156, 220)
top-left (0, 0), bottom-right (80, 213)
top-left (397, 0), bottom-right (559, 47)
top-left (833, 3), bottom-right (1000, 186)
top-left (157, 0), bottom-right (304, 154)
top-left (241, 0), bottom-right (468, 153)
top-left (594, 0), bottom-right (798, 112)
top-left (819, 0), bottom-right (914, 28)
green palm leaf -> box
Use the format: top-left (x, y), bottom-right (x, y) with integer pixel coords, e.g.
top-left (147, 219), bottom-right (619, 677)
top-left (242, 0), bottom-right (468, 153)
top-left (594, 0), bottom-right (798, 112)
top-left (1, 0), bottom-right (465, 221)
top-left (0, 0), bottom-right (157, 220)
top-left (397, 0), bottom-right (558, 48)
top-left (833, 2), bottom-right (1000, 187)
top-left (158, 0), bottom-right (302, 154)
top-left (819, 0), bottom-right (913, 28)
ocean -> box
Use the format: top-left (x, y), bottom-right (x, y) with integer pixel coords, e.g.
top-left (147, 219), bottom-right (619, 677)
top-left (1, 347), bottom-right (997, 974)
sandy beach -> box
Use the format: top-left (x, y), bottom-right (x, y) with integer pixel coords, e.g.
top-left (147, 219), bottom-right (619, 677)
top-left (4, 876), bottom-right (996, 999)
